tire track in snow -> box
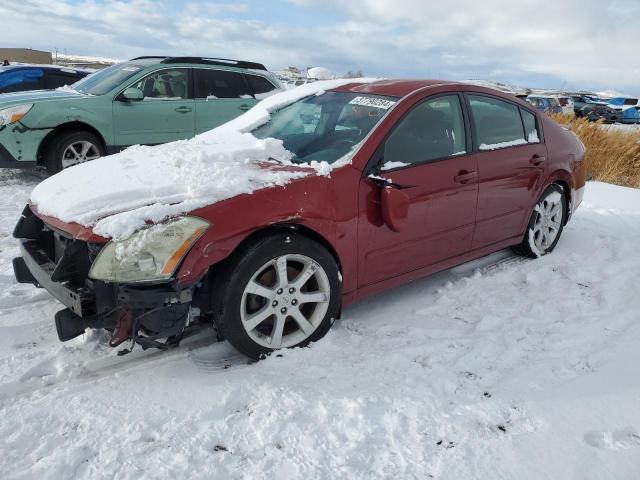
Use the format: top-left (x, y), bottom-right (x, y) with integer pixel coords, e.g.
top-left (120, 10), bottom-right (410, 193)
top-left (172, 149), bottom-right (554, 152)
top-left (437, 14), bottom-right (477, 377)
top-left (0, 332), bottom-right (248, 403)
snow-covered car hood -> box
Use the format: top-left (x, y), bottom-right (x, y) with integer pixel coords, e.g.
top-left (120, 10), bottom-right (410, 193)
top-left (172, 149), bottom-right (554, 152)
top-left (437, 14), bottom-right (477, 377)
top-left (29, 78), bottom-right (379, 240)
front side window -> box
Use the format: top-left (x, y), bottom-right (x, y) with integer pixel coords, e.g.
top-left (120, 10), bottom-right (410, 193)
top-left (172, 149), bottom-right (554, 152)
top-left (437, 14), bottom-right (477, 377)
top-left (132, 69), bottom-right (189, 99)
top-left (468, 95), bottom-right (527, 150)
top-left (45, 72), bottom-right (81, 89)
top-left (252, 92), bottom-right (396, 164)
top-left (194, 69), bottom-right (250, 99)
top-left (246, 75), bottom-right (278, 98)
top-left (383, 95), bottom-right (466, 167)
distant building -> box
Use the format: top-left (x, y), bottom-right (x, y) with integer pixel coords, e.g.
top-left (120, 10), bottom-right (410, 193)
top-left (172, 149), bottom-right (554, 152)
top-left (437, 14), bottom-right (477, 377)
top-left (0, 48), bottom-right (52, 64)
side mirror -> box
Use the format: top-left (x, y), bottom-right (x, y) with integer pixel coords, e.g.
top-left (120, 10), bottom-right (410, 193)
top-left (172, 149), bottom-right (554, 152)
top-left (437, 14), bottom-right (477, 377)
top-left (121, 87), bottom-right (143, 101)
top-left (380, 186), bottom-right (409, 232)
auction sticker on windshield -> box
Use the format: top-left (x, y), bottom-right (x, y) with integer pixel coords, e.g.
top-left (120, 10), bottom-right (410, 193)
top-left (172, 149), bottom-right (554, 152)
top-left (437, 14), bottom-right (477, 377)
top-left (349, 96), bottom-right (396, 110)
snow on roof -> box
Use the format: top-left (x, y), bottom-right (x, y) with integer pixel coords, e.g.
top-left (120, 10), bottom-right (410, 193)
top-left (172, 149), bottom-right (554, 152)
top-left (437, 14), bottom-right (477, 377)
top-left (307, 67), bottom-right (333, 80)
top-left (29, 78), bottom-right (377, 240)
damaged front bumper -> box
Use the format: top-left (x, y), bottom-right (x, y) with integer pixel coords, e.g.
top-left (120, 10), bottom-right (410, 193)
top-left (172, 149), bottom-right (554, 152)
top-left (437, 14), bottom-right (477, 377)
top-left (13, 205), bottom-right (197, 349)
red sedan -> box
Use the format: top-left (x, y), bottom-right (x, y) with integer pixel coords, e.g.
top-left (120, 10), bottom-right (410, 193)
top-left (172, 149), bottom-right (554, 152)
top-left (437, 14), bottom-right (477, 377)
top-left (13, 80), bottom-right (586, 359)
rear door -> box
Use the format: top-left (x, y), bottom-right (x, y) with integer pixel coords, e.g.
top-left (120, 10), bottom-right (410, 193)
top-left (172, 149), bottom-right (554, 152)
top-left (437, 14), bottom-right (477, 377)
top-left (465, 94), bottom-right (548, 249)
top-left (193, 68), bottom-right (257, 134)
top-left (357, 93), bottom-right (479, 286)
top-left (112, 67), bottom-right (195, 146)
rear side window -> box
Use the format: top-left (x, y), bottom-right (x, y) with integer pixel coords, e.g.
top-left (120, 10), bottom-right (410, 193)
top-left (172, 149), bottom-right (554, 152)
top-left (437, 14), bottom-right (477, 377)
top-left (383, 94), bottom-right (466, 167)
top-left (468, 95), bottom-right (526, 150)
top-left (520, 108), bottom-right (540, 143)
top-left (194, 69), bottom-right (250, 99)
top-left (0, 68), bottom-right (44, 93)
top-left (246, 75), bottom-right (277, 98)
top-left (45, 72), bottom-right (82, 89)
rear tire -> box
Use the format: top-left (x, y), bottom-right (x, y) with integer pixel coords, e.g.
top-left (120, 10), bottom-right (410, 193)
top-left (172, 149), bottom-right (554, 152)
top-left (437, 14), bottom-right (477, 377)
top-left (513, 184), bottom-right (566, 258)
top-left (213, 232), bottom-right (341, 360)
top-left (44, 130), bottom-right (105, 175)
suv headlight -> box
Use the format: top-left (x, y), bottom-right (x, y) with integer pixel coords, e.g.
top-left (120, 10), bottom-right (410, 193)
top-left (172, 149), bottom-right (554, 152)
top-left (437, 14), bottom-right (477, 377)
top-left (0, 104), bottom-right (33, 126)
top-left (89, 217), bottom-right (210, 283)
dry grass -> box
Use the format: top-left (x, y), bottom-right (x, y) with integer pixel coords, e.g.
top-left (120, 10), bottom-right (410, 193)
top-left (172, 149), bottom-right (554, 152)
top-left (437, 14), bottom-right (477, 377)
top-left (548, 113), bottom-right (640, 188)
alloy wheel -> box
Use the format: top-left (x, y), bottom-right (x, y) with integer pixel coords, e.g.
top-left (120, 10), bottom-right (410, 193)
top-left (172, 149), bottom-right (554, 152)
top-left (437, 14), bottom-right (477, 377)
top-left (532, 193), bottom-right (564, 252)
top-left (61, 140), bottom-right (101, 169)
top-left (240, 254), bottom-right (331, 349)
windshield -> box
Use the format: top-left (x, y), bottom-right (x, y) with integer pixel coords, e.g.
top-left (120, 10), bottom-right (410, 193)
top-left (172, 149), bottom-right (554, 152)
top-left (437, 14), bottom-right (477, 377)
top-left (252, 91), bottom-right (397, 164)
top-left (73, 62), bottom-right (146, 95)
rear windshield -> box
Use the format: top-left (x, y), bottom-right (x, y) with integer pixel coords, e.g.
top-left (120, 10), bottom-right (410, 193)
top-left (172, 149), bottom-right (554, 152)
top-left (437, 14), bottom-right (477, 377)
top-left (73, 63), bottom-right (146, 95)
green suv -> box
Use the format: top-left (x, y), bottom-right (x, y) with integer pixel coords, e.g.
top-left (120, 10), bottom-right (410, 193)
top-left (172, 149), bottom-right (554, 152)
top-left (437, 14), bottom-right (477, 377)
top-left (0, 56), bottom-right (282, 173)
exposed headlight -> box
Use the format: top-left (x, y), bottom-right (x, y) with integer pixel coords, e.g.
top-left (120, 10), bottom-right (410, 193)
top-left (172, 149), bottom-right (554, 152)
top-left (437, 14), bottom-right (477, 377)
top-left (0, 104), bottom-right (33, 126)
top-left (89, 217), bottom-right (210, 284)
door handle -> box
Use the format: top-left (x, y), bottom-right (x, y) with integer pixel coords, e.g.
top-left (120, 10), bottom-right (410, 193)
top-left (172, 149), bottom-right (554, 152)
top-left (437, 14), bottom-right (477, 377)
top-left (453, 170), bottom-right (478, 184)
top-left (239, 104), bottom-right (252, 111)
top-left (529, 154), bottom-right (546, 166)
top-left (174, 106), bottom-right (192, 113)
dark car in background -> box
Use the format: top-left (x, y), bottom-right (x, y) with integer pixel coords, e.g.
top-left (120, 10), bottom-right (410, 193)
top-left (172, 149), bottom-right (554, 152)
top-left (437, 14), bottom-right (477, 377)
top-left (568, 94), bottom-right (606, 115)
top-left (0, 65), bottom-right (90, 94)
top-left (579, 102), bottom-right (620, 123)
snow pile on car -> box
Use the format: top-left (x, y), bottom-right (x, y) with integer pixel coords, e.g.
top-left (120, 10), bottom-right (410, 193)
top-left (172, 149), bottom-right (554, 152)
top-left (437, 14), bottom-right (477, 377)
top-left (29, 78), bottom-right (377, 240)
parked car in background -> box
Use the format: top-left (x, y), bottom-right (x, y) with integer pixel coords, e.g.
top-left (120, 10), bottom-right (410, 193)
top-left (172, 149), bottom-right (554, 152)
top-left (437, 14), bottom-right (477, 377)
top-left (525, 95), bottom-right (563, 114)
top-left (579, 102), bottom-right (620, 123)
top-left (552, 95), bottom-right (574, 115)
top-left (13, 80), bottom-right (587, 359)
top-left (0, 56), bottom-right (282, 173)
top-left (568, 94), bottom-right (606, 115)
top-left (606, 97), bottom-right (640, 124)
top-left (0, 64), bottom-right (90, 94)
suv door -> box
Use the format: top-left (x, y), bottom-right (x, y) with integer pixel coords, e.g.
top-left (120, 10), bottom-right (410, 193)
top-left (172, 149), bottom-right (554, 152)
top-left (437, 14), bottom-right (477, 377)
top-left (465, 94), bottom-right (548, 248)
top-left (193, 68), bottom-right (257, 134)
top-left (357, 94), bottom-right (479, 286)
top-left (112, 68), bottom-right (195, 146)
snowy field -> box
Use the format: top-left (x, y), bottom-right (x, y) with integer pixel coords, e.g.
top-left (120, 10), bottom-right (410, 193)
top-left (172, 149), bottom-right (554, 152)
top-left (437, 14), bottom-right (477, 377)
top-left (1, 171), bottom-right (640, 480)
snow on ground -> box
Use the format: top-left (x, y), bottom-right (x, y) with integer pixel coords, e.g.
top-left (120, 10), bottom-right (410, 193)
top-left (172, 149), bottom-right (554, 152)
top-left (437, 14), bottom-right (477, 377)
top-left (600, 123), bottom-right (640, 134)
top-left (30, 78), bottom-right (377, 240)
top-left (2, 173), bottom-right (640, 479)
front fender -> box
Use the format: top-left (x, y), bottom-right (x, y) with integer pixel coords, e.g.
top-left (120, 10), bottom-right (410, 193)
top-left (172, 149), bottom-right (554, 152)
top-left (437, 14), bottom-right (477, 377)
top-left (20, 98), bottom-right (114, 145)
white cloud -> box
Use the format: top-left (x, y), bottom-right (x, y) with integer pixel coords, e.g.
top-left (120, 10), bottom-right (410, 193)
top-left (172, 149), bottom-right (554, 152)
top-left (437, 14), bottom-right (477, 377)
top-left (1, 0), bottom-right (638, 92)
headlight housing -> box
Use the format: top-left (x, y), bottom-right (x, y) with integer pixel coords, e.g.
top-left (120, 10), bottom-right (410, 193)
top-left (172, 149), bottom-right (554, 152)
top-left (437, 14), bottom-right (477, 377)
top-left (89, 217), bottom-right (210, 284)
top-left (0, 104), bottom-right (33, 126)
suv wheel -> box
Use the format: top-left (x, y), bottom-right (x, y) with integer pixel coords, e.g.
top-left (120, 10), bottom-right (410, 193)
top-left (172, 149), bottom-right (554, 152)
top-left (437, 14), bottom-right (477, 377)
top-left (213, 232), bottom-right (341, 359)
top-left (45, 130), bottom-right (105, 175)
top-left (513, 184), bottom-right (566, 258)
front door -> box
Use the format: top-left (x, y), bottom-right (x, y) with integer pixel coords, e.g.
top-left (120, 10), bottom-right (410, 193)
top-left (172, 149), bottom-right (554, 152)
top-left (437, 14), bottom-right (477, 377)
top-left (357, 94), bottom-right (479, 286)
top-left (112, 68), bottom-right (195, 146)
top-left (465, 94), bottom-right (548, 248)
top-left (193, 68), bottom-right (258, 134)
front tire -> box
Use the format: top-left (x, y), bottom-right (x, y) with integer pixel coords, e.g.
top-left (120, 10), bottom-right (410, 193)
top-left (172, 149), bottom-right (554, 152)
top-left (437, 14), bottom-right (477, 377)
top-left (213, 232), bottom-right (341, 359)
top-left (513, 184), bottom-right (566, 258)
top-left (45, 130), bottom-right (105, 175)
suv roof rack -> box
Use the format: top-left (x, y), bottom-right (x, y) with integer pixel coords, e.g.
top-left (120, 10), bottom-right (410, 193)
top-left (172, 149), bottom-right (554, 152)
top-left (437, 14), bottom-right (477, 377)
top-left (130, 56), bottom-right (267, 71)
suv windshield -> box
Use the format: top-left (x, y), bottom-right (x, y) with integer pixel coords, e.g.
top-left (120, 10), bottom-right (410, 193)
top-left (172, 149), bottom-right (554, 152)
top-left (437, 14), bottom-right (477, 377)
top-left (252, 92), bottom-right (397, 164)
top-left (73, 62), bottom-right (147, 95)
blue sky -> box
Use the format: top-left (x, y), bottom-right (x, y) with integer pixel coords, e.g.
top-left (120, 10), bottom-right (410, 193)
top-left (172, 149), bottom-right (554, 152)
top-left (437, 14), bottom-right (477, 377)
top-left (1, 0), bottom-right (639, 93)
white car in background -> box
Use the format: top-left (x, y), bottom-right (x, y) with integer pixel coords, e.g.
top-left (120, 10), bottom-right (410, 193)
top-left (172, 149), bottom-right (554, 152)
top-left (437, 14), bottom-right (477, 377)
top-left (553, 95), bottom-right (575, 115)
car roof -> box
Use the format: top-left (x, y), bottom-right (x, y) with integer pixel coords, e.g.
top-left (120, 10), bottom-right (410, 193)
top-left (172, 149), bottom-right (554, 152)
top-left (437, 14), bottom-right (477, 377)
top-left (331, 79), bottom-right (460, 98)
top-left (0, 64), bottom-right (91, 74)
